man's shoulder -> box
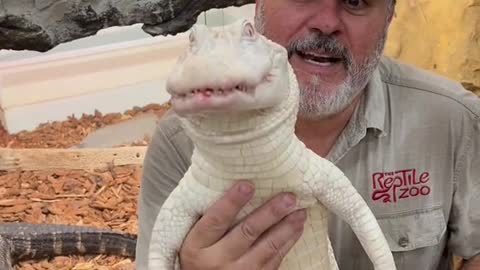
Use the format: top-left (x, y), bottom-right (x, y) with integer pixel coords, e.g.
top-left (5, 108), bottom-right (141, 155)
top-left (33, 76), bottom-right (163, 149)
top-left (155, 109), bottom-right (186, 137)
top-left (152, 109), bottom-right (191, 147)
top-left (149, 108), bottom-right (193, 158)
top-left (379, 56), bottom-right (480, 119)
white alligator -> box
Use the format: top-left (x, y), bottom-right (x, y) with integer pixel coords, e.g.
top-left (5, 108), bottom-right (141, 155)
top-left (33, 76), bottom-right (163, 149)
top-left (148, 19), bottom-right (396, 270)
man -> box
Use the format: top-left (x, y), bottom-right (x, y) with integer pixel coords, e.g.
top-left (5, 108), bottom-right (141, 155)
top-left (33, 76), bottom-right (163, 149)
top-left (135, 0), bottom-right (480, 269)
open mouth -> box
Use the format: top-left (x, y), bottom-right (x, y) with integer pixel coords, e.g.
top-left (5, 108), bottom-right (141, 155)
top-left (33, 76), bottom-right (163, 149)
top-left (171, 84), bottom-right (254, 100)
top-left (297, 50), bottom-right (343, 66)
top-left (170, 73), bottom-right (274, 100)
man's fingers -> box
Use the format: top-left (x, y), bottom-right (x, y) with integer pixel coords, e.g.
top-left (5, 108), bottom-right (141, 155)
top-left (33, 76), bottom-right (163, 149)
top-left (184, 181), bottom-right (255, 249)
top-left (216, 193), bottom-right (299, 259)
top-left (261, 235), bottom-right (303, 270)
top-left (237, 208), bottom-right (307, 269)
top-left (253, 209), bottom-right (307, 267)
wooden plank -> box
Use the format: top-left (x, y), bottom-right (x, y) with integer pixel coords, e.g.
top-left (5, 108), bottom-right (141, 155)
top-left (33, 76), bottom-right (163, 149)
top-left (0, 146), bottom-right (147, 171)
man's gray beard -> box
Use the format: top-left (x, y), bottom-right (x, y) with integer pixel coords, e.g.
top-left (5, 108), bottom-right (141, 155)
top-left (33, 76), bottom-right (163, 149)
top-left (296, 33), bottom-right (386, 119)
top-left (254, 5), bottom-right (388, 119)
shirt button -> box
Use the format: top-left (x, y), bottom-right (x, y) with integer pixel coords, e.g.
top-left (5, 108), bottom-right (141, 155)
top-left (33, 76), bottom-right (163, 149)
top-left (398, 237), bottom-right (409, 248)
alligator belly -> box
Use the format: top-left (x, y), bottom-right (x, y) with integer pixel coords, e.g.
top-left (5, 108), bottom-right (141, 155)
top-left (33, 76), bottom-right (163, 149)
top-left (281, 205), bottom-right (336, 270)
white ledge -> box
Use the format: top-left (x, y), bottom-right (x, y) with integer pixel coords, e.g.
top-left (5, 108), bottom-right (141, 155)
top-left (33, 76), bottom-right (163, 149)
top-left (0, 32), bottom-right (189, 134)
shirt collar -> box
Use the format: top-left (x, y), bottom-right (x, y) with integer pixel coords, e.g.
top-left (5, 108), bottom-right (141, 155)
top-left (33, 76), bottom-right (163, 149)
top-left (326, 66), bottom-right (387, 162)
top-left (363, 66), bottom-right (387, 137)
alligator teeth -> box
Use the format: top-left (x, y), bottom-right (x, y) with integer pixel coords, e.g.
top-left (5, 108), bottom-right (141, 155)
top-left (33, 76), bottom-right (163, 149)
top-left (173, 84), bottom-right (254, 99)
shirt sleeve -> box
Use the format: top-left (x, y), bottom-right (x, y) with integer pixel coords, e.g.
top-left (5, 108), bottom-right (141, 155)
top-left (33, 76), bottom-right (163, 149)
top-left (448, 100), bottom-right (480, 260)
top-left (135, 112), bottom-right (193, 269)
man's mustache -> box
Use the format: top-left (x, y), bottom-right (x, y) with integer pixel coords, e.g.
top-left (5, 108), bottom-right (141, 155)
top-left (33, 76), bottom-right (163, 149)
top-left (286, 33), bottom-right (353, 69)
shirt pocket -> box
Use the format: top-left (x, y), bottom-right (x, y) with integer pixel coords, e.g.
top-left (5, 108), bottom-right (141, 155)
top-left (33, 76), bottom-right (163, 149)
top-left (377, 207), bottom-right (447, 252)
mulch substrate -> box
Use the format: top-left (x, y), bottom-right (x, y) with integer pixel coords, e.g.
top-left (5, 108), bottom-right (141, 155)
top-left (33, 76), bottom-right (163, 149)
top-left (0, 103), bottom-right (170, 270)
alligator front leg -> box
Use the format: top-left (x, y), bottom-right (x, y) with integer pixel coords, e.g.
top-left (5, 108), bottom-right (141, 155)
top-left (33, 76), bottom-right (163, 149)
top-left (148, 182), bottom-right (201, 270)
top-left (306, 156), bottom-right (397, 270)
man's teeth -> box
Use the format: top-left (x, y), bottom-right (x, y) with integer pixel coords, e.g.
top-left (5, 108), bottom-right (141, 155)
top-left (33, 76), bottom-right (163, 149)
top-left (174, 85), bottom-right (251, 99)
top-left (305, 58), bottom-right (336, 66)
top-left (300, 51), bottom-right (342, 65)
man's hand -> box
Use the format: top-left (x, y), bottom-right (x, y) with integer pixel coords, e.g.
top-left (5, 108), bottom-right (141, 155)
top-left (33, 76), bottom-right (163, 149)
top-left (179, 180), bottom-right (307, 270)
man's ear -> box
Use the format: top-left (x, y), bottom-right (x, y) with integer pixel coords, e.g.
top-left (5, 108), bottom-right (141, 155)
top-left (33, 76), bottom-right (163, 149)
top-left (387, 6), bottom-right (396, 23)
top-left (254, 0), bottom-right (260, 15)
top-left (387, 12), bottom-right (394, 23)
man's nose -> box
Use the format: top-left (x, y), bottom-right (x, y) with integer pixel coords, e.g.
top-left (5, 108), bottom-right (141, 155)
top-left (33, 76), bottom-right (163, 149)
top-left (306, 2), bottom-right (342, 36)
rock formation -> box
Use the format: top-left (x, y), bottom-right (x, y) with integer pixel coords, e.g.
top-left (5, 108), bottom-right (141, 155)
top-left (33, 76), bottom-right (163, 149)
top-left (0, 0), bottom-right (254, 52)
top-left (384, 0), bottom-right (480, 93)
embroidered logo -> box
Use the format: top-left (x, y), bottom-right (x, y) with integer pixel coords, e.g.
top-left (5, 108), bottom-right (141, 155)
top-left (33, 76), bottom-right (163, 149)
top-left (371, 169), bottom-right (431, 203)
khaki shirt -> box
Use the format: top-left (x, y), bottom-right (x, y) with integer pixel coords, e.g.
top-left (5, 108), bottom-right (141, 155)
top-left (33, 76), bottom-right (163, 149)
top-left (135, 56), bottom-right (480, 270)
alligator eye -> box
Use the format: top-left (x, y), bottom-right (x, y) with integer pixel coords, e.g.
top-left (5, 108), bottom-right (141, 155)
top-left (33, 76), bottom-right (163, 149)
top-left (189, 31), bottom-right (194, 43)
top-left (241, 21), bottom-right (256, 39)
top-left (189, 25), bottom-right (198, 44)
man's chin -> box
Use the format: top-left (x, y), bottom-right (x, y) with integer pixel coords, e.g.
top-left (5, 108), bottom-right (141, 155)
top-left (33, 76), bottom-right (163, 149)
top-left (296, 79), bottom-right (361, 120)
top-left (297, 101), bottom-right (347, 120)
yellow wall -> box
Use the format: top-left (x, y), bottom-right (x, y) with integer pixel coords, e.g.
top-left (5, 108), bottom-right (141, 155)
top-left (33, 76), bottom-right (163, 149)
top-left (384, 0), bottom-right (480, 96)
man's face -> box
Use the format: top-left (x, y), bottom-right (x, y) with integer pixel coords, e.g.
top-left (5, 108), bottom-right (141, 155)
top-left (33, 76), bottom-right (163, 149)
top-left (254, 0), bottom-right (393, 119)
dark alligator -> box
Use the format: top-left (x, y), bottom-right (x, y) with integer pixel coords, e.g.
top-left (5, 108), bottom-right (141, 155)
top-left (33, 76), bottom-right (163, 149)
top-left (0, 223), bottom-right (137, 270)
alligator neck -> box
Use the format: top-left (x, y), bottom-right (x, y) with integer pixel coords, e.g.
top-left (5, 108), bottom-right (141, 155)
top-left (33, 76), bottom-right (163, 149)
top-left (181, 70), bottom-right (301, 185)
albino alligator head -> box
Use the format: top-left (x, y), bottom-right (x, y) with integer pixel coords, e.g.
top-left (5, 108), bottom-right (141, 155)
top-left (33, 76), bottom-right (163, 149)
top-left (166, 19), bottom-right (291, 116)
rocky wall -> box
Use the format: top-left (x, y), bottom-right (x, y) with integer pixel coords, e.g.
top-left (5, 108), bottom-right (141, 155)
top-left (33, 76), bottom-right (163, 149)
top-left (384, 0), bottom-right (480, 94)
top-left (0, 0), bottom-right (254, 52)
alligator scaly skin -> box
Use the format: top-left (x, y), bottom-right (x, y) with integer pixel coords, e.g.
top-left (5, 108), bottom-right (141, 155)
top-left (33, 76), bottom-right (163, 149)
top-left (0, 223), bottom-right (136, 270)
